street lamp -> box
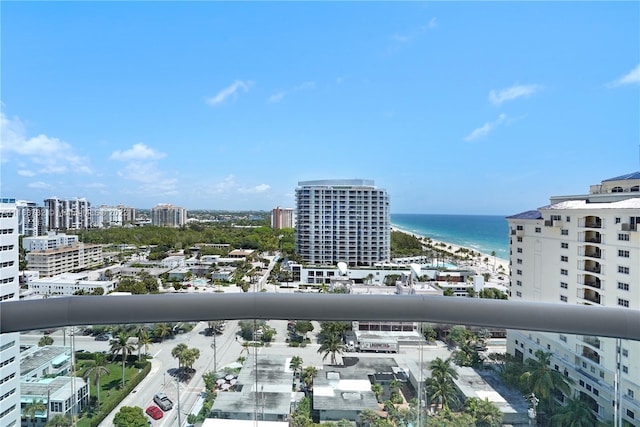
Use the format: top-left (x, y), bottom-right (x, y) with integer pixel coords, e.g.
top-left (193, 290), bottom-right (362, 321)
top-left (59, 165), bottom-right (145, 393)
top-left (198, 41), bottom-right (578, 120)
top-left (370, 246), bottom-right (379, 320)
top-left (211, 332), bottom-right (217, 374)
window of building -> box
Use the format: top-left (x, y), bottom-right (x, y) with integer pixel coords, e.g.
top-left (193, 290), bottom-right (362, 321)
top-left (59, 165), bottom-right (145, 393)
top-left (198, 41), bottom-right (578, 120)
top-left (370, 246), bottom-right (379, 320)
top-left (618, 299), bottom-right (630, 307)
top-left (560, 282), bottom-right (568, 289)
top-left (615, 217), bottom-right (621, 224)
top-left (561, 255), bottom-right (568, 262)
top-left (517, 259), bottom-right (522, 264)
top-left (551, 215), bottom-right (561, 221)
top-left (517, 237), bottom-right (523, 242)
top-left (629, 390), bottom-right (635, 399)
top-left (516, 269), bottom-right (522, 275)
top-left (560, 295), bottom-right (568, 302)
top-left (516, 225), bottom-right (524, 231)
top-left (618, 266), bottom-right (630, 274)
top-left (560, 269), bottom-right (568, 275)
top-left (618, 250), bottom-right (630, 257)
top-left (517, 280), bottom-right (522, 286)
top-left (561, 229), bottom-right (569, 235)
top-left (622, 349), bottom-right (628, 357)
top-left (517, 247), bottom-right (523, 253)
top-left (618, 282), bottom-right (629, 291)
top-left (561, 242), bottom-right (568, 249)
top-left (566, 216), bottom-right (570, 222)
top-left (516, 291), bottom-right (522, 297)
top-left (535, 227), bottom-right (541, 233)
top-left (618, 233), bottom-right (630, 241)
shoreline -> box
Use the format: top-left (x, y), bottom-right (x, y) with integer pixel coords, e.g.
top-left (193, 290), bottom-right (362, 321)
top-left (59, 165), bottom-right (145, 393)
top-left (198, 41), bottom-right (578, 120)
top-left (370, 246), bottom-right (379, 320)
top-left (390, 225), bottom-right (510, 281)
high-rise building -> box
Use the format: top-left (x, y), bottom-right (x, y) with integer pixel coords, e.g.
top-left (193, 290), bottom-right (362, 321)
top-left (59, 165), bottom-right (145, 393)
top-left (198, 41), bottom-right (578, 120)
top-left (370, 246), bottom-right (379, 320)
top-left (0, 198), bottom-right (21, 426)
top-left (506, 172), bottom-right (640, 424)
top-left (90, 205), bottom-right (123, 228)
top-left (295, 179), bottom-right (390, 267)
top-left (151, 204), bottom-right (187, 227)
top-left (16, 200), bottom-right (48, 236)
top-left (44, 197), bottom-right (90, 230)
top-left (270, 207), bottom-right (296, 229)
top-left (117, 205), bottom-right (137, 224)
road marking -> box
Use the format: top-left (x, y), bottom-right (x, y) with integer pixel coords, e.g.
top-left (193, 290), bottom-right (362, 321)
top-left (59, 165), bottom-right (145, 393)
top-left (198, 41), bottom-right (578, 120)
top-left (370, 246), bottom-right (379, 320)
top-left (154, 349), bottom-right (163, 357)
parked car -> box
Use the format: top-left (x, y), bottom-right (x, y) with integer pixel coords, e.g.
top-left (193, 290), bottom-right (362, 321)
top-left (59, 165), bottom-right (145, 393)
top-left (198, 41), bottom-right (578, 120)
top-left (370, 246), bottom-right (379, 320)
top-left (145, 406), bottom-right (163, 420)
top-left (95, 334), bottom-right (110, 341)
top-left (153, 392), bottom-right (173, 411)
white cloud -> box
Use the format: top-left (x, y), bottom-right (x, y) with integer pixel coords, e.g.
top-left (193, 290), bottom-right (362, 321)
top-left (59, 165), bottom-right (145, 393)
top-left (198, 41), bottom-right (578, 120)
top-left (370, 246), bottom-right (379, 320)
top-left (27, 181), bottom-right (53, 190)
top-left (207, 80), bottom-right (253, 105)
top-left (464, 114), bottom-right (507, 142)
top-left (0, 111), bottom-right (92, 175)
top-left (239, 184), bottom-right (271, 194)
top-left (606, 64), bottom-right (640, 88)
top-left (488, 84), bottom-right (541, 105)
top-left (428, 17), bottom-right (438, 29)
top-left (110, 143), bottom-right (166, 161)
top-left (268, 92), bottom-right (286, 104)
top-left (267, 81), bottom-right (315, 104)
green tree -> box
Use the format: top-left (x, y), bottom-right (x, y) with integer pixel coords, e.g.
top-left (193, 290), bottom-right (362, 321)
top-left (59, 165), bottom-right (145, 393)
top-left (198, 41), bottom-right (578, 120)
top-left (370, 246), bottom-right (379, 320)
top-left (113, 406), bottom-right (148, 427)
top-left (464, 397), bottom-right (503, 427)
top-left (290, 356), bottom-right (303, 379)
top-left (520, 350), bottom-right (572, 410)
top-left (38, 336), bottom-right (54, 347)
top-left (550, 395), bottom-right (597, 427)
top-left (371, 383), bottom-right (383, 402)
top-left (294, 320), bottom-right (314, 339)
top-left (24, 399), bottom-right (47, 427)
top-left (83, 353), bottom-right (111, 407)
top-left (203, 371), bottom-right (218, 391)
top-left (182, 347), bottom-right (201, 371)
top-left (427, 357), bottom-right (460, 412)
top-left (172, 343), bottom-right (189, 370)
top-left (359, 408), bottom-right (381, 427)
top-left (153, 322), bottom-right (172, 342)
top-left (302, 366), bottom-right (318, 390)
top-left (110, 332), bottom-right (136, 388)
top-left (45, 414), bottom-right (72, 427)
top-left (318, 332), bottom-right (344, 365)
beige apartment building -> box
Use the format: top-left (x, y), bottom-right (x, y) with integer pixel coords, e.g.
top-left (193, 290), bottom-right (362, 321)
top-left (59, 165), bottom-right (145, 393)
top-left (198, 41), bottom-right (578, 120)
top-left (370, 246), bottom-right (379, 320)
top-left (26, 243), bottom-right (103, 278)
top-left (506, 172), bottom-right (640, 425)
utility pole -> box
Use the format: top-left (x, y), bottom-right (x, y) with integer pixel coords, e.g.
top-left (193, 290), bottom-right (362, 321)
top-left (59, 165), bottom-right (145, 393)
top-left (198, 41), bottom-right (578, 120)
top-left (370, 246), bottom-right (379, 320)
top-left (176, 377), bottom-right (182, 427)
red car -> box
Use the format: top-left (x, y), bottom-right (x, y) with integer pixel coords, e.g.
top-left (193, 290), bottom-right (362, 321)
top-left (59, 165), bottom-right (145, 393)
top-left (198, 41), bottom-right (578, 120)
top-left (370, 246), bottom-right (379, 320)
top-left (146, 405), bottom-right (163, 420)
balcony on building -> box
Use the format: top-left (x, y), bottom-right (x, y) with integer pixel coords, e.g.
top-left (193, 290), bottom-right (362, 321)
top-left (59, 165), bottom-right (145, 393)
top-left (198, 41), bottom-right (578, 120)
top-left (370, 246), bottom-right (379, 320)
top-left (582, 216), bottom-right (602, 229)
top-left (581, 335), bottom-right (601, 350)
top-left (581, 345), bottom-right (601, 364)
top-left (581, 245), bottom-right (601, 259)
top-left (583, 230), bottom-right (602, 244)
top-left (581, 274), bottom-right (602, 289)
top-left (579, 288), bottom-right (602, 305)
top-left (582, 260), bottom-right (602, 274)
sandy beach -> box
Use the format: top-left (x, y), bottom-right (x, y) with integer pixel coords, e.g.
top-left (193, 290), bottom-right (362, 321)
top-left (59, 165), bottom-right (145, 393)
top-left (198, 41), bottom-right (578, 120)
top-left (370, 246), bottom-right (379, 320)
top-left (390, 225), bottom-right (510, 284)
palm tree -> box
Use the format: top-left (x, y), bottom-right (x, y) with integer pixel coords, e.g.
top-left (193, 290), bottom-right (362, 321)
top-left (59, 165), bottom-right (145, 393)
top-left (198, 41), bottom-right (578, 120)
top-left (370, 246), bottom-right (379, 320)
top-left (153, 322), bottom-right (172, 342)
top-left (371, 383), bottom-right (383, 402)
top-left (137, 331), bottom-right (152, 360)
top-left (358, 408), bottom-right (381, 427)
top-left (24, 399), bottom-right (47, 427)
top-left (45, 414), bottom-right (72, 427)
top-left (290, 355), bottom-right (303, 379)
top-left (550, 395), bottom-right (596, 427)
top-left (109, 332), bottom-right (135, 388)
top-left (83, 353), bottom-right (111, 407)
top-left (182, 348), bottom-right (200, 372)
top-left (464, 397), bottom-right (503, 427)
top-left (520, 350), bottom-right (572, 408)
top-left (427, 357), bottom-right (460, 412)
top-left (172, 343), bottom-right (188, 370)
top-left (317, 332), bottom-right (344, 365)
top-left (429, 357), bottom-right (459, 382)
top-left (302, 366), bottom-right (318, 390)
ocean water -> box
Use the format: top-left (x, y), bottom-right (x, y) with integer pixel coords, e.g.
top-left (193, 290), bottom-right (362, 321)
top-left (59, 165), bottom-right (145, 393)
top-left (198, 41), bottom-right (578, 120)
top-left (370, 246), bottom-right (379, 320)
top-left (391, 214), bottom-right (510, 260)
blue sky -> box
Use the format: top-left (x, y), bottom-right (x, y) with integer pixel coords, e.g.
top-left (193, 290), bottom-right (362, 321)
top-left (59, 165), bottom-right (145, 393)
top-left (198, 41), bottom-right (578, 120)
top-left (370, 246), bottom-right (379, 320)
top-left (1, 2), bottom-right (638, 215)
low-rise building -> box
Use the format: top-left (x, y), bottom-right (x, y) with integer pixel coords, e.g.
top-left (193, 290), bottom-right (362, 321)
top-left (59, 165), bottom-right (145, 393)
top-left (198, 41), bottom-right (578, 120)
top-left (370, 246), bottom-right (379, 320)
top-left (27, 273), bottom-right (116, 296)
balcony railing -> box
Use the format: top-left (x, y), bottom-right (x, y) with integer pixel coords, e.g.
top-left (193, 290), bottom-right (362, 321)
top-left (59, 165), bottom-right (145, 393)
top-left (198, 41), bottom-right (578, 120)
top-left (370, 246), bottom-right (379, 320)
top-left (2, 294), bottom-right (640, 340)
